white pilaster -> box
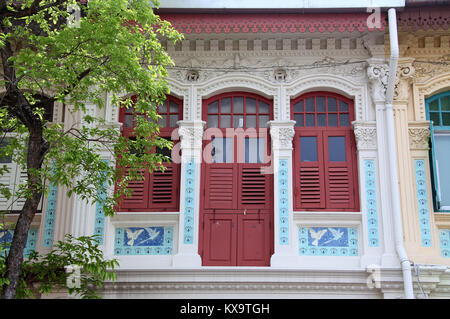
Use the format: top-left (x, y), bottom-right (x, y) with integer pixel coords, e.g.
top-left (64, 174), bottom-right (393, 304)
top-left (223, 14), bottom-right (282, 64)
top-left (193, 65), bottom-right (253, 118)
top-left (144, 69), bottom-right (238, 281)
top-left (172, 120), bottom-right (205, 267)
top-left (268, 120), bottom-right (298, 267)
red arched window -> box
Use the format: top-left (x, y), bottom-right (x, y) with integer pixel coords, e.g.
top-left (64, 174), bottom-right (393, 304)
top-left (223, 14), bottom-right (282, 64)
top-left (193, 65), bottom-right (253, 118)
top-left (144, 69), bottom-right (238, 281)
top-left (291, 92), bottom-right (359, 211)
top-left (117, 95), bottom-right (182, 212)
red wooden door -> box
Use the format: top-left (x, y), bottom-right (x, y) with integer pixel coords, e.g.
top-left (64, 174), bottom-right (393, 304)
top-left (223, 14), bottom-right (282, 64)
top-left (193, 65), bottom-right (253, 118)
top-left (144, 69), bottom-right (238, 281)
top-left (202, 213), bottom-right (237, 266)
top-left (200, 92), bottom-right (274, 266)
top-left (237, 212), bottom-right (271, 266)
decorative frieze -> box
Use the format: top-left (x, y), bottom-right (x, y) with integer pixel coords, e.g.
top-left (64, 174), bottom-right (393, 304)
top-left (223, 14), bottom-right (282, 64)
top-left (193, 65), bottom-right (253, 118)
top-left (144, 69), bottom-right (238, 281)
top-left (160, 13), bottom-right (386, 35)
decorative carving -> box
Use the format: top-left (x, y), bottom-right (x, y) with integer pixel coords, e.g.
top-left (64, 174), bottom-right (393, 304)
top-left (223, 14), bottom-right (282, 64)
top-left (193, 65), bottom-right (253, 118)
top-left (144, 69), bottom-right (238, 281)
top-left (274, 69), bottom-right (287, 82)
top-left (394, 62), bottom-right (415, 102)
top-left (186, 70), bottom-right (200, 82)
top-left (367, 63), bottom-right (389, 103)
top-left (353, 122), bottom-right (377, 150)
top-left (177, 121), bottom-right (206, 154)
top-left (413, 55), bottom-right (450, 83)
top-left (408, 127), bottom-right (430, 150)
top-left (269, 122), bottom-right (295, 150)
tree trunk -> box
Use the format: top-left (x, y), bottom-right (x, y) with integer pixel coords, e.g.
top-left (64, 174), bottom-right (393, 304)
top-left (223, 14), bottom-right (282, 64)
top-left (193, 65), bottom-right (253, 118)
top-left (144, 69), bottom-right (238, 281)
top-left (1, 130), bottom-right (45, 299)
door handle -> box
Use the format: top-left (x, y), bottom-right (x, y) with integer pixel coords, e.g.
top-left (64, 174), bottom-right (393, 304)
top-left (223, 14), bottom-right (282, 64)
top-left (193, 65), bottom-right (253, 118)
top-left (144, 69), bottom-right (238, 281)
top-left (243, 209), bottom-right (247, 215)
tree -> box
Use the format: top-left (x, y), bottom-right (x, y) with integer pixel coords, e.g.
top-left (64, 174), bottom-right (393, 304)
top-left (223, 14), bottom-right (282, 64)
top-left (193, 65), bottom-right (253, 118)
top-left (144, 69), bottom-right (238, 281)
top-left (1, 233), bottom-right (119, 298)
top-left (0, 0), bottom-right (182, 298)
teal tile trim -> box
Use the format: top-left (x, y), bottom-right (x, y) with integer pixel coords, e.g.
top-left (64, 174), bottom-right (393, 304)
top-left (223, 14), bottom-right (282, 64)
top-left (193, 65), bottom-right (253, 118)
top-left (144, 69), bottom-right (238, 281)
top-left (439, 229), bottom-right (450, 258)
top-left (0, 228), bottom-right (38, 258)
top-left (278, 159), bottom-right (289, 245)
top-left (42, 183), bottom-right (57, 247)
top-left (298, 227), bottom-right (358, 256)
top-left (414, 159), bottom-right (432, 247)
top-left (364, 160), bottom-right (379, 247)
top-left (183, 159), bottom-right (195, 245)
top-left (114, 226), bottom-right (174, 255)
top-left (94, 162), bottom-right (108, 245)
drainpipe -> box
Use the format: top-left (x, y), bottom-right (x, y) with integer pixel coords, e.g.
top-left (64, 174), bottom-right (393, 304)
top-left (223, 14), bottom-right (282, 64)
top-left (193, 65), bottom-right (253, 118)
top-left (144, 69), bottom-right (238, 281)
top-left (386, 8), bottom-right (415, 299)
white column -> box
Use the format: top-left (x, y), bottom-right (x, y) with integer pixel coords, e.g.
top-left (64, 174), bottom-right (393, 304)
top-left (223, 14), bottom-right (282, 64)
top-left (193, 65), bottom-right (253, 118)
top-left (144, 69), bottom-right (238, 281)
top-left (268, 120), bottom-right (298, 267)
top-left (367, 62), bottom-right (399, 267)
top-left (172, 120), bottom-right (205, 267)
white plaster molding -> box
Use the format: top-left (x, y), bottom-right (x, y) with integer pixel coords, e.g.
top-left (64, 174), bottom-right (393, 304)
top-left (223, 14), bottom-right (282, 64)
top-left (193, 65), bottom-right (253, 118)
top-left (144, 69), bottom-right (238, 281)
top-left (196, 73), bottom-right (279, 120)
top-left (285, 74), bottom-right (367, 122)
top-left (167, 79), bottom-right (191, 121)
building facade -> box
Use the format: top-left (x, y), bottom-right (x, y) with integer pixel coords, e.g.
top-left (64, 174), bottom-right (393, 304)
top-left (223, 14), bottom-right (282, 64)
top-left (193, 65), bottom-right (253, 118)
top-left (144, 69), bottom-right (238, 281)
top-left (2, 0), bottom-right (450, 298)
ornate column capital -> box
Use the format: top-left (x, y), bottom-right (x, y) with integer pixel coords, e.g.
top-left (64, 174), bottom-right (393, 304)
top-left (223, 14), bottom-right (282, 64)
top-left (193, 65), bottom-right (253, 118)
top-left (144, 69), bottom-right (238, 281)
top-left (177, 120), bottom-right (206, 161)
top-left (367, 61), bottom-right (389, 103)
top-left (394, 59), bottom-right (416, 103)
top-left (352, 121), bottom-right (377, 151)
top-left (408, 122), bottom-right (431, 151)
top-left (268, 120), bottom-right (296, 151)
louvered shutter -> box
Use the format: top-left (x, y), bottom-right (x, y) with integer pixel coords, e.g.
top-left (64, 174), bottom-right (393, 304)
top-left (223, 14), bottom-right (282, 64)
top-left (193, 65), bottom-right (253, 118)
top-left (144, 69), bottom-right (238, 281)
top-left (11, 168), bottom-right (28, 211)
top-left (294, 131), bottom-right (325, 209)
top-left (204, 163), bottom-right (237, 209)
top-left (0, 163), bottom-right (17, 211)
top-left (149, 163), bottom-right (179, 210)
top-left (324, 130), bottom-right (356, 210)
top-left (118, 168), bottom-right (150, 210)
top-left (238, 164), bottom-right (272, 210)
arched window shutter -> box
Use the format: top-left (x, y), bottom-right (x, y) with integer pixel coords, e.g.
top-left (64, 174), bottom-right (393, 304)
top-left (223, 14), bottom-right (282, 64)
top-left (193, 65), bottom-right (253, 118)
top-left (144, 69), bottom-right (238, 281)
top-left (117, 95), bottom-right (182, 212)
top-left (292, 92), bottom-right (359, 211)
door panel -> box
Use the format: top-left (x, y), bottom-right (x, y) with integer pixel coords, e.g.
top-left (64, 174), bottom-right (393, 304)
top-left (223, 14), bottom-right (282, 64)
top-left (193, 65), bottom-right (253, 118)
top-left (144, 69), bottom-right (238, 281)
top-left (237, 213), bottom-right (271, 266)
top-left (202, 214), bottom-right (237, 266)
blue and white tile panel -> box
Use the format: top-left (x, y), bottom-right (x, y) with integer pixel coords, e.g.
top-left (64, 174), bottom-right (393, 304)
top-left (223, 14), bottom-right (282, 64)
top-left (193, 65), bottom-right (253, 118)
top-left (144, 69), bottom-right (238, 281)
top-left (414, 160), bottom-right (432, 247)
top-left (114, 226), bottom-right (174, 255)
top-left (183, 158), bottom-right (195, 245)
top-left (439, 229), bottom-right (450, 258)
top-left (0, 228), bottom-right (38, 258)
top-left (94, 165), bottom-right (108, 245)
top-left (42, 183), bottom-right (57, 247)
top-left (298, 227), bottom-right (358, 256)
top-left (364, 160), bottom-right (379, 247)
top-left (278, 159), bottom-right (289, 245)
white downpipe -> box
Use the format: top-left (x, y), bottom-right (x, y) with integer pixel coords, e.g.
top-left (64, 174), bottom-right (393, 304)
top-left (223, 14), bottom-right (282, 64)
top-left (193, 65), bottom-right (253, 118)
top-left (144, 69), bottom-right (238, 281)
top-left (386, 8), bottom-right (415, 299)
